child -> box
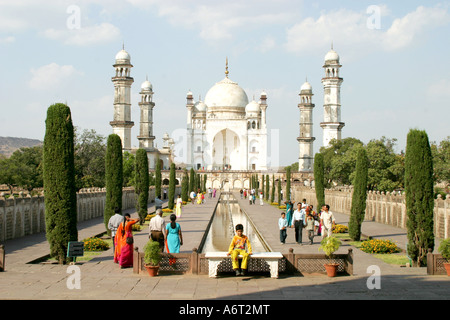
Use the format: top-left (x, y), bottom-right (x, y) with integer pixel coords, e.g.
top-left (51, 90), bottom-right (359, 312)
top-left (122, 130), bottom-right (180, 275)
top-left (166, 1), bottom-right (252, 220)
top-left (305, 209), bottom-right (315, 245)
top-left (227, 224), bottom-right (252, 276)
top-left (279, 212), bottom-right (288, 244)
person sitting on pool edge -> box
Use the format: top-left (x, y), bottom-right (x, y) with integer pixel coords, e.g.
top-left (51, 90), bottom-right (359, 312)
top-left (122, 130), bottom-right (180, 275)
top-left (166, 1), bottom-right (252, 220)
top-left (227, 224), bottom-right (252, 276)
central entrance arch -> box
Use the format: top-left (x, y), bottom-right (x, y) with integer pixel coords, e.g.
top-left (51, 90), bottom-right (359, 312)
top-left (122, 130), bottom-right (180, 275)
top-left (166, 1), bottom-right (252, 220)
top-left (212, 128), bottom-right (240, 170)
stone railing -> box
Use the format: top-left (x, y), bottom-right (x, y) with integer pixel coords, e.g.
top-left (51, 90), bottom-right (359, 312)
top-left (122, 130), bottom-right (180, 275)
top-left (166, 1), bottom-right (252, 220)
top-left (0, 186), bottom-right (180, 242)
top-left (291, 185), bottom-right (450, 240)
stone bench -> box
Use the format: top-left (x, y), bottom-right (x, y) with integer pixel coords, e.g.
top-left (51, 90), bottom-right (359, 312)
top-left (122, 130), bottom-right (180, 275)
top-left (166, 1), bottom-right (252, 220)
top-left (205, 252), bottom-right (283, 278)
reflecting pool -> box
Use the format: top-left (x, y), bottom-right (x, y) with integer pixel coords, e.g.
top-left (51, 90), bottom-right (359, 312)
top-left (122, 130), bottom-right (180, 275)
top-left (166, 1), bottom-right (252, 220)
top-left (200, 193), bottom-right (269, 253)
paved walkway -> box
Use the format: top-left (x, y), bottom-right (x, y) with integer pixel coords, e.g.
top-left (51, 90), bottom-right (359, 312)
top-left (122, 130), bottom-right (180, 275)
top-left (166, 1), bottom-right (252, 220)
top-left (0, 192), bottom-right (449, 301)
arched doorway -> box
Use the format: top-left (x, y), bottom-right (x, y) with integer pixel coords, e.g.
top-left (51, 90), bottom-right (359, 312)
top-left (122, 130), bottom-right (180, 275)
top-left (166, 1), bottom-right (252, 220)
top-left (212, 129), bottom-right (240, 170)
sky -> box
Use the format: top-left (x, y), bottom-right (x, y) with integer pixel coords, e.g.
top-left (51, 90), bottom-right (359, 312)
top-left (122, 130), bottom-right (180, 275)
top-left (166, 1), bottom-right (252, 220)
top-left (0, 0), bottom-right (449, 167)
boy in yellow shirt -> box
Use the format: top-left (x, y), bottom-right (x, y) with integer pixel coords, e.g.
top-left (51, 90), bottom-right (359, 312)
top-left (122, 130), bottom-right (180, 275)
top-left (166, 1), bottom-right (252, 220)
top-left (227, 224), bottom-right (252, 276)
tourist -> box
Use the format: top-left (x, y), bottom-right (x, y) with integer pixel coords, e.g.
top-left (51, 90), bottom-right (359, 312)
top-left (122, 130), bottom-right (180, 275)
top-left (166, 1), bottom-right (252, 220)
top-left (176, 194), bottom-right (183, 218)
top-left (244, 189), bottom-right (247, 199)
top-left (240, 189), bottom-right (243, 199)
top-left (259, 192), bottom-right (264, 205)
top-left (114, 213), bottom-right (139, 265)
top-left (285, 200), bottom-right (294, 230)
top-left (316, 211), bottom-right (322, 236)
top-left (320, 204), bottom-right (336, 238)
top-left (149, 208), bottom-right (165, 252)
top-left (227, 224), bottom-right (252, 276)
top-left (279, 212), bottom-right (288, 244)
top-left (209, 187), bottom-right (212, 198)
top-left (213, 188), bottom-right (216, 198)
top-left (305, 207), bottom-right (315, 245)
top-left (190, 190), bottom-right (196, 204)
top-left (155, 196), bottom-right (163, 210)
top-left (166, 214), bottom-right (183, 253)
top-left (196, 189), bottom-right (203, 204)
top-left (291, 202), bottom-right (306, 245)
top-left (301, 198), bottom-right (308, 209)
top-left (108, 207), bottom-right (123, 252)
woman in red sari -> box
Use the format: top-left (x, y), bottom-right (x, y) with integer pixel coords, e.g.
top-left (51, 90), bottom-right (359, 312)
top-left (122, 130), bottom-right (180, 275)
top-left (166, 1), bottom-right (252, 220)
top-left (114, 213), bottom-right (139, 267)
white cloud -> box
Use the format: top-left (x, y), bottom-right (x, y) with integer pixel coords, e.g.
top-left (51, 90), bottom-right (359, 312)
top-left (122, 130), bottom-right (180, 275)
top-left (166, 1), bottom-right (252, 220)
top-left (127, 0), bottom-right (299, 41)
top-left (284, 5), bottom-right (450, 55)
top-left (43, 22), bottom-right (121, 46)
top-left (29, 63), bottom-right (83, 90)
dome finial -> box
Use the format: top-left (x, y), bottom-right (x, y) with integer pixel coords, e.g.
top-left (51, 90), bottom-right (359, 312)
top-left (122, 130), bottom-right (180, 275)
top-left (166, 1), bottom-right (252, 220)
top-left (225, 57), bottom-right (229, 78)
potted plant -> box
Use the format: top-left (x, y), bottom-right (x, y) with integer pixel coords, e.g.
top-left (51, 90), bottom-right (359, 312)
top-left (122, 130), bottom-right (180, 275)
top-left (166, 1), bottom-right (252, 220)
top-left (144, 240), bottom-right (162, 276)
top-left (319, 236), bottom-right (342, 277)
top-left (438, 238), bottom-right (450, 276)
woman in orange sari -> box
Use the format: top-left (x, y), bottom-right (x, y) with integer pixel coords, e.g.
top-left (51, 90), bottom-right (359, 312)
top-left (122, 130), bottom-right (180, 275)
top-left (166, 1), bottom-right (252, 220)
top-left (114, 213), bottom-right (139, 266)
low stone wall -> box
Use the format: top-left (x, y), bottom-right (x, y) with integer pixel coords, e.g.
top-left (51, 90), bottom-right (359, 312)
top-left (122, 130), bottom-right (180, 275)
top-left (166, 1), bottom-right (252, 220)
top-left (291, 185), bottom-right (450, 240)
top-left (0, 186), bottom-right (180, 242)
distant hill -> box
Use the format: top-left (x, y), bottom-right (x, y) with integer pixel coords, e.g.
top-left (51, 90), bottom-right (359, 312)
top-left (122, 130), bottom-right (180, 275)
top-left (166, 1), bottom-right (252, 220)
top-left (0, 136), bottom-right (43, 158)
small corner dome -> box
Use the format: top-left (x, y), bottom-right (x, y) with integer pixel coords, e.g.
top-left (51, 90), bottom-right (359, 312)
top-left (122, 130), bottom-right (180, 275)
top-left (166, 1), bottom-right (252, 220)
top-left (141, 80), bottom-right (152, 91)
top-left (245, 100), bottom-right (260, 113)
top-left (300, 81), bottom-right (312, 91)
top-left (115, 49), bottom-right (131, 63)
top-left (325, 49), bottom-right (339, 63)
top-left (195, 100), bottom-right (207, 112)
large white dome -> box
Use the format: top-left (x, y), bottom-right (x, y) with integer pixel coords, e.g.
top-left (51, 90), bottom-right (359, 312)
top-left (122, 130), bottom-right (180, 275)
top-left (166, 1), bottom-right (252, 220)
top-left (204, 77), bottom-right (249, 109)
top-left (115, 49), bottom-right (131, 64)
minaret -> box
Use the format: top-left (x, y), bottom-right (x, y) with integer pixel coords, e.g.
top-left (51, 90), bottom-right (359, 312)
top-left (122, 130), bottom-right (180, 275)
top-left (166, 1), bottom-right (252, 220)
top-left (137, 77), bottom-right (155, 150)
top-left (110, 47), bottom-right (134, 151)
top-left (297, 80), bottom-right (315, 172)
top-left (186, 90), bottom-right (195, 168)
top-left (320, 45), bottom-right (344, 147)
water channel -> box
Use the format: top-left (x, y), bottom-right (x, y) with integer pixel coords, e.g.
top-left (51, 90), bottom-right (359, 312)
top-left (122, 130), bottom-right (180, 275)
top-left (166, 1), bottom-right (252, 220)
top-left (199, 193), bottom-right (270, 253)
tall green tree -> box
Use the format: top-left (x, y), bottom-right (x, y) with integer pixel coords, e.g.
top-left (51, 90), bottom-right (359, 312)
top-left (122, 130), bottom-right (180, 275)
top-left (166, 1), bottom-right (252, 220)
top-left (271, 175), bottom-right (275, 203)
top-left (349, 148), bottom-right (368, 241)
top-left (123, 151), bottom-right (136, 187)
top-left (431, 136), bottom-right (450, 183)
top-left (155, 157), bottom-right (162, 199)
top-left (181, 169), bottom-right (189, 202)
top-left (43, 103), bottom-right (77, 264)
top-left (265, 174), bottom-right (269, 201)
top-left (135, 149), bottom-right (149, 225)
top-left (168, 163), bottom-right (176, 210)
top-left (104, 134), bottom-right (123, 235)
top-left (286, 167), bottom-right (291, 201)
top-left (277, 178), bottom-right (281, 204)
top-left (314, 153), bottom-right (325, 209)
top-left (189, 168), bottom-right (195, 194)
top-left (405, 129), bottom-right (435, 267)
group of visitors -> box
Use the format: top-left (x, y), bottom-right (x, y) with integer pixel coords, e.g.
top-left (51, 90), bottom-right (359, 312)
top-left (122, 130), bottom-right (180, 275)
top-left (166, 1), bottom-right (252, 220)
top-left (240, 188), bottom-right (264, 206)
top-left (279, 199), bottom-right (336, 245)
top-left (108, 201), bottom-right (185, 269)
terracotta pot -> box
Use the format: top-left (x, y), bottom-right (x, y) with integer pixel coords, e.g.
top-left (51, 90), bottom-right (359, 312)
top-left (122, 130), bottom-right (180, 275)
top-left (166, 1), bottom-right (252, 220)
top-left (324, 263), bottom-right (339, 277)
top-left (144, 264), bottom-right (159, 277)
top-left (444, 262), bottom-right (450, 276)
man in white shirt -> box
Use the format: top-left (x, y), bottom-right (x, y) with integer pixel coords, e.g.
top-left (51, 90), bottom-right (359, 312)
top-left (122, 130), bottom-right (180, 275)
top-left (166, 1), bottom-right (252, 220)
top-left (320, 204), bottom-right (336, 238)
top-left (301, 198), bottom-right (308, 209)
top-left (108, 207), bottom-right (123, 251)
top-left (291, 202), bottom-right (306, 245)
top-left (149, 209), bottom-right (166, 252)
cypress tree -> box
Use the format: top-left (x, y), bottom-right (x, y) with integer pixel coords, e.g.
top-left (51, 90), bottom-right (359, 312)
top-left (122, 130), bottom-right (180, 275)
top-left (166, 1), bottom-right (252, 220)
top-left (168, 163), bottom-right (176, 210)
top-left (135, 149), bottom-right (149, 225)
top-left (189, 168), bottom-right (195, 194)
top-left (155, 157), bottom-right (161, 200)
top-left (405, 129), bottom-right (434, 267)
top-left (271, 175), bottom-right (275, 203)
top-left (277, 178), bottom-right (282, 204)
top-left (181, 169), bottom-right (189, 202)
top-left (43, 103), bottom-right (77, 264)
top-left (265, 174), bottom-right (269, 201)
top-left (286, 167), bottom-right (291, 201)
top-left (349, 148), bottom-right (368, 241)
top-left (203, 174), bottom-right (207, 193)
top-left (314, 153), bottom-right (325, 209)
top-left (104, 134), bottom-right (123, 235)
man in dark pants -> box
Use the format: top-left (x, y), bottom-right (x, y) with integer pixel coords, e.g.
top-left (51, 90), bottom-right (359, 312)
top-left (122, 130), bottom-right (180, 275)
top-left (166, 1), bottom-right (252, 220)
top-left (291, 202), bottom-right (306, 245)
top-left (149, 209), bottom-right (166, 252)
